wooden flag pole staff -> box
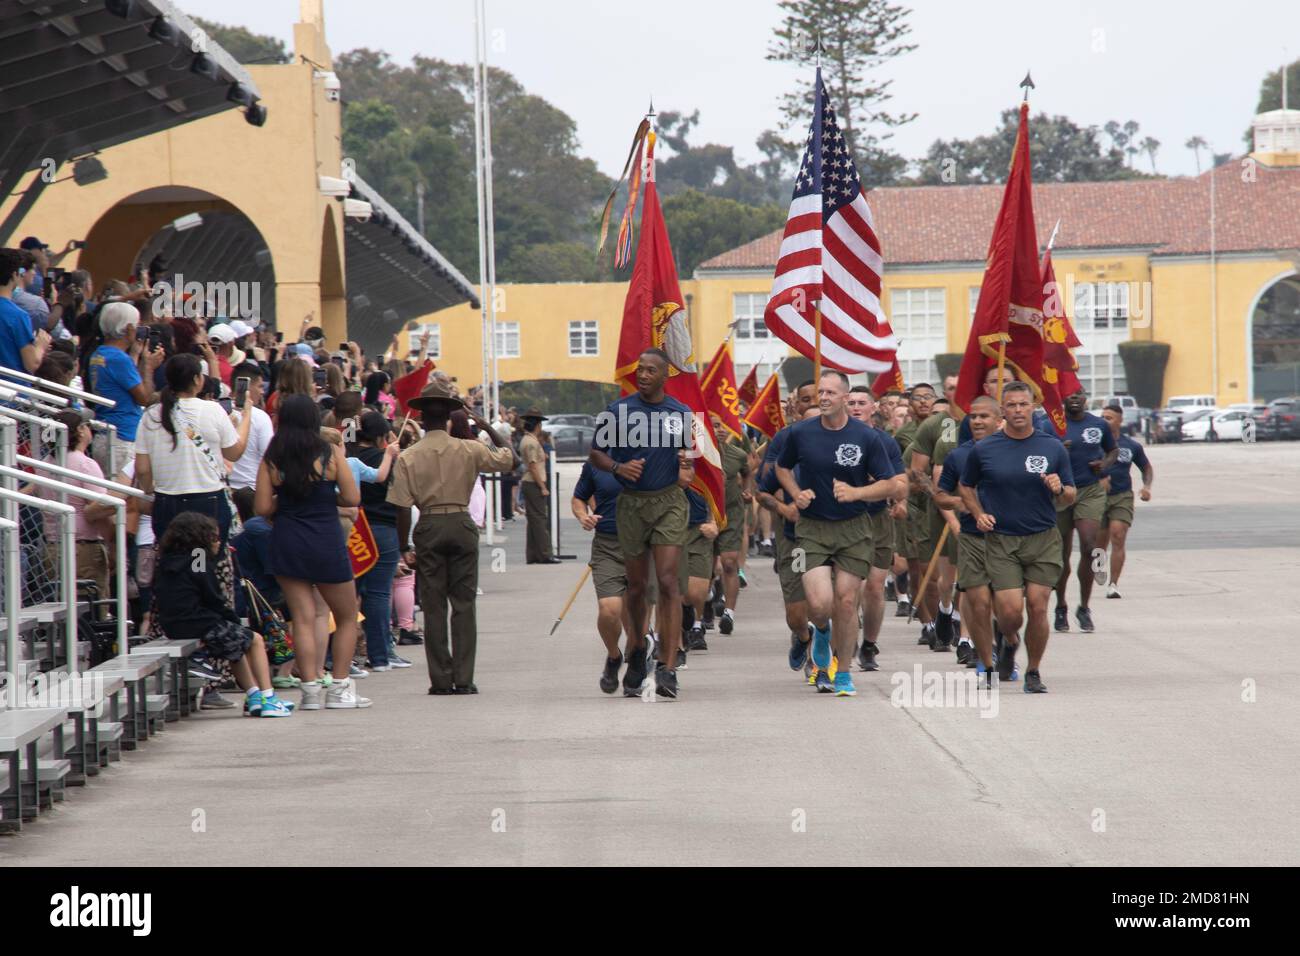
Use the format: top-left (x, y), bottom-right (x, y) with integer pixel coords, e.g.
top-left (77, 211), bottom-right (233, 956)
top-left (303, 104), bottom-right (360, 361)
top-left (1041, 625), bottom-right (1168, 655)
top-left (813, 303), bottom-right (823, 386)
top-left (549, 565), bottom-right (592, 635)
top-left (908, 523), bottom-right (950, 625)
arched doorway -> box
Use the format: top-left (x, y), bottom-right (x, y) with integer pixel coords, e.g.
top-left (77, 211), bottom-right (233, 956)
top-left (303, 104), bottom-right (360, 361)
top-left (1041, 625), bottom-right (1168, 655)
top-left (1251, 272), bottom-right (1300, 401)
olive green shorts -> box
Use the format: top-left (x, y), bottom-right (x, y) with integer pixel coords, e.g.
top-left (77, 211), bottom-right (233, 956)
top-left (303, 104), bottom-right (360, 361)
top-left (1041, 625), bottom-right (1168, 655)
top-left (927, 504), bottom-right (959, 563)
top-left (908, 498), bottom-right (933, 562)
top-left (773, 532), bottom-right (806, 604)
top-left (795, 511), bottom-right (873, 581)
top-left (895, 504), bottom-right (917, 559)
top-left (679, 525), bottom-right (714, 590)
top-left (716, 502), bottom-right (745, 553)
top-left (588, 533), bottom-right (627, 599)
top-left (1056, 479), bottom-right (1107, 535)
top-left (985, 527), bottom-right (1064, 592)
top-left (868, 510), bottom-right (893, 571)
top-left (1104, 490), bottom-right (1135, 526)
top-left (616, 486), bottom-right (688, 559)
top-left (956, 532), bottom-right (990, 590)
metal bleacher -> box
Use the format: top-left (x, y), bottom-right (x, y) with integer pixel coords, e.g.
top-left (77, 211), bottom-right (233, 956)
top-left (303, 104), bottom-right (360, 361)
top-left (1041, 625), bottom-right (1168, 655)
top-left (0, 374), bottom-right (202, 832)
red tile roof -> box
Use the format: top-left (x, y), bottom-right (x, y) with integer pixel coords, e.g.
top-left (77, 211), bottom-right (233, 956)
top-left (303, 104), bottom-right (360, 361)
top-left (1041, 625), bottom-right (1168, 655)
top-left (696, 162), bottom-right (1300, 271)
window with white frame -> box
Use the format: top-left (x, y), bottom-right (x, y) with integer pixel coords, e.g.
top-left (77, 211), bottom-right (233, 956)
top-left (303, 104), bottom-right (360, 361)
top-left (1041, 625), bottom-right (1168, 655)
top-left (1072, 282), bottom-right (1130, 330)
top-left (568, 320), bottom-right (599, 356)
top-left (890, 287), bottom-right (946, 387)
top-left (495, 322), bottom-right (520, 359)
top-left (1075, 353), bottom-right (1128, 396)
top-left (1071, 282), bottom-right (1131, 396)
top-left (732, 293), bottom-right (771, 338)
top-left (406, 323), bottom-right (441, 358)
top-left (968, 286), bottom-right (982, 320)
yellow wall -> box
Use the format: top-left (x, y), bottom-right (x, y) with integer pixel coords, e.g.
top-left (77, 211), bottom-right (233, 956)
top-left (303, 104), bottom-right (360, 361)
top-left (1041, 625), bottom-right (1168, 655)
top-left (420, 249), bottom-right (1291, 406)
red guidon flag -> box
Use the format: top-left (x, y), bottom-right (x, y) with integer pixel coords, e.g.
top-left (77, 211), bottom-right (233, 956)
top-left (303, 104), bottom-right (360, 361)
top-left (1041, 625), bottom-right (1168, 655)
top-left (870, 355), bottom-right (906, 398)
top-left (700, 339), bottom-right (745, 439)
top-left (736, 364), bottom-right (759, 406)
top-left (393, 360), bottom-right (435, 416)
top-left (1040, 246), bottom-right (1083, 400)
top-left (613, 129), bottom-right (728, 525)
top-left (742, 374), bottom-right (785, 440)
top-left (348, 509), bottom-right (380, 578)
top-left (763, 67), bottom-right (897, 372)
top-left (954, 102), bottom-right (1066, 435)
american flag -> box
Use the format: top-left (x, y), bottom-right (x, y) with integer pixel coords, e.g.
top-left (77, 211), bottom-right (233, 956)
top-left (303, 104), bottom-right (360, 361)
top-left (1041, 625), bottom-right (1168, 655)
top-left (763, 69), bottom-right (897, 372)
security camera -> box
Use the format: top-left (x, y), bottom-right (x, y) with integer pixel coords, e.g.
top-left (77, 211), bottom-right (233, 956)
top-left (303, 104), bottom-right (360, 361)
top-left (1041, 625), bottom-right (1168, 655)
top-left (319, 175), bottom-right (350, 198)
top-left (317, 71), bottom-right (341, 103)
top-left (344, 198), bottom-right (373, 222)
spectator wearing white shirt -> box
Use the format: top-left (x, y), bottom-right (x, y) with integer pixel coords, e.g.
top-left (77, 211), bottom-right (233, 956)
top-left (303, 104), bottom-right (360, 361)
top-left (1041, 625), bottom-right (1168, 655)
top-left (228, 362), bottom-right (273, 490)
top-left (135, 353), bottom-right (251, 547)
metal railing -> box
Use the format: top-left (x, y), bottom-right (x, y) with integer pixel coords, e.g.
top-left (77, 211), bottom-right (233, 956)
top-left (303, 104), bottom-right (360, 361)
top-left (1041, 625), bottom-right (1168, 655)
top-left (0, 367), bottom-right (116, 408)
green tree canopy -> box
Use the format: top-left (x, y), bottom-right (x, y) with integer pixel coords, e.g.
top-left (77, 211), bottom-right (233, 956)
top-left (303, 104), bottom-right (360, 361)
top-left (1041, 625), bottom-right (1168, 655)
top-left (192, 17), bottom-right (291, 64)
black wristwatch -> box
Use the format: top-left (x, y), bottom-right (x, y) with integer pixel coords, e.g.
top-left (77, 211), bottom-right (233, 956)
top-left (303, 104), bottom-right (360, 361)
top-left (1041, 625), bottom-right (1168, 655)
top-left (610, 461), bottom-right (621, 477)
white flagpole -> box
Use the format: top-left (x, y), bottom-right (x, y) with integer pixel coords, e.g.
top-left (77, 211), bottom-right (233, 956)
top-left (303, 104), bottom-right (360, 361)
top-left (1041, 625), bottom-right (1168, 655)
top-left (472, 0), bottom-right (494, 545)
top-left (480, 0), bottom-right (501, 433)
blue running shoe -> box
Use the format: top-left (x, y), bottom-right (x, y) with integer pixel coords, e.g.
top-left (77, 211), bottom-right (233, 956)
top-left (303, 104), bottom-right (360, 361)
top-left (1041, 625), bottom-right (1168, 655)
top-left (814, 668), bottom-right (834, 693)
top-left (811, 625), bottom-right (832, 670)
top-left (834, 672), bottom-right (857, 697)
top-left (788, 632), bottom-right (810, 671)
top-left (260, 695), bottom-right (295, 717)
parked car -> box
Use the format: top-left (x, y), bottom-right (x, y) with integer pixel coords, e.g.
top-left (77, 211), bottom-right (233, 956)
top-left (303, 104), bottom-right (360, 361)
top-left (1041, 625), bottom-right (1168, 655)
top-left (547, 413), bottom-right (597, 429)
top-left (1250, 397), bottom-right (1300, 440)
top-left (1165, 394), bottom-right (1218, 411)
top-left (1088, 394), bottom-right (1149, 435)
top-left (549, 424), bottom-right (595, 458)
top-left (1154, 406), bottom-right (1217, 443)
top-left (1181, 409), bottom-right (1250, 442)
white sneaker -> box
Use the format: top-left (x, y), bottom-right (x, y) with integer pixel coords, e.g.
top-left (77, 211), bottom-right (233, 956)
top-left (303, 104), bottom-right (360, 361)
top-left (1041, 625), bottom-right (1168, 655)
top-left (1106, 584), bottom-right (1122, 599)
top-left (299, 681), bottom-right (324, 711)
top-left (326, 678), bottom-right (372, 709)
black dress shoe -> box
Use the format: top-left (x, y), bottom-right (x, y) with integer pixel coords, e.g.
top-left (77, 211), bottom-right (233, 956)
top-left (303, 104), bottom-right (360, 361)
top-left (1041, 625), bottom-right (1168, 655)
top-left (451, 684), bottom-right (479, 695)
top-left (542, 557), bottom-right (562, 564)
top-left (428, 687), bottom-right (453, 695)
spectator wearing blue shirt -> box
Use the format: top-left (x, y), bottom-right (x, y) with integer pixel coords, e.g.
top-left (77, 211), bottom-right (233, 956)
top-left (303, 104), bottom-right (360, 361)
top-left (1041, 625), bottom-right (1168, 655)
top-left (958, 381), bottom-right (1076, 694)
top-left (0, 248), bottom-right (50, 381)
top-left (87, 301), bottom-right (165, 474)
top-left (1053, 388), bottom-right (1120, 635)
top-left (588, 348), bottom-right (694, 699)
top-left (775, 371), bottom-right (906, 698)
top-left (571, 461), bottom-right (637, 693)
top-left (1097, 404), bottom-right (1155, 600)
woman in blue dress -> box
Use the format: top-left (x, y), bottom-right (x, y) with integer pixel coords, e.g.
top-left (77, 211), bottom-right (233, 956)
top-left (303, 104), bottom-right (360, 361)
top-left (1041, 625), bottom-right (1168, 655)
top-left (255, 394), bottom-right (368, 710)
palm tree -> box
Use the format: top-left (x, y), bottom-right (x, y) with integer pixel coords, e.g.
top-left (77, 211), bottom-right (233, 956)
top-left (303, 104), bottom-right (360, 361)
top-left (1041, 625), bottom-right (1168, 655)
top-left (1185, 135), bottom-right (1208, 173)
top-left (1122, 120), bottom-right (1141, 167)
top-left (1140, 137), bottom-right (1161, 173)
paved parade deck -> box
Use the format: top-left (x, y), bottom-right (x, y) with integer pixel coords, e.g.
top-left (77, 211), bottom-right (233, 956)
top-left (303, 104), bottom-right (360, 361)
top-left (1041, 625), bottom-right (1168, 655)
top-left (4, 443), bottom-right (1298, 866)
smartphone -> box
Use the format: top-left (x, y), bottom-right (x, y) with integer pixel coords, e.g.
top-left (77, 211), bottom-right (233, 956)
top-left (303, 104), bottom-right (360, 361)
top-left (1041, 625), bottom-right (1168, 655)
top-left (233, 376), bottom-right (251, 409)
top-left (275, 332), bottom-right (285, 344)
top-left (147, 327), bottom-right (163, 350)
top-left (69, 240), bottom-right (87, 250)
top-left (313, 368), bottom-right (328, 387)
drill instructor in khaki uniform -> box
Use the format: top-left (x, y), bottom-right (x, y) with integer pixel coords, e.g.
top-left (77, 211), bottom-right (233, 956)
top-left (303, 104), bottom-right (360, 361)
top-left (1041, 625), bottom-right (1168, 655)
top-left (390, 381), bottom-right (516, 695)
top-left (518, 409), bottom-right (558, 564)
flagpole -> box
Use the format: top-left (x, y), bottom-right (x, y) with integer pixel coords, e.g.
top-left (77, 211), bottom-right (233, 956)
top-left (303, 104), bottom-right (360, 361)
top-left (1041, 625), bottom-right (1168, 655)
top-left (471, 0), bottom-right (494, 545)
top-left (812, 36), bottom-right (824, 390)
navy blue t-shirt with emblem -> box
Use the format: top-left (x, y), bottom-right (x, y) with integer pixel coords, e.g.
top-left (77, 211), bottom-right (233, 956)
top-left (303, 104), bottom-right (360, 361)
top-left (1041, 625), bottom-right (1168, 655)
top-left (960, 430), bottom-right (1074, 536)
top-left (1104, 434), bottom-right (1150, 494)
top-left (776, 416), bottom-right (897, 522)
top-left (865, 427), bottom-right (904, 517)
top-left (572, 461), bottom-right (622, 537)
top-left (1062, 412), bottom-right (1117, 489)
top-left (593, 391), bottom-right (693, 493)
top-left (759, 427), bottom-right (797, 541)
top-left (936, 440), bottom-right (981, 537)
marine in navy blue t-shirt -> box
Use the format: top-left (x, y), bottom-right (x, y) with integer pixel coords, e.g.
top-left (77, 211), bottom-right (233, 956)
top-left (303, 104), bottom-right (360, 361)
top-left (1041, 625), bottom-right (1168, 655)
top-left (957, 407), bottom-right (1056, 444)
top-left (776, 416), bottom-right (897, 522)
top-left (592, 391), bottom-right (693, 492)
top-left (572, 461), bottom-right (622, 537)
top-left (758, 435), bottom-right (798, 542)
top-left (960, 430), bottom-right (1074, 536)
top-left (685, 488), bottom-right (709, 527)
top-left (936, 440), bottom-right (981, 537)
top-left (865, 427), bottom-right (904, 517)
top-left (1062, 411), bottom-right (1116, 489)
top-left (1104, 435), bottom-right (1150, 495)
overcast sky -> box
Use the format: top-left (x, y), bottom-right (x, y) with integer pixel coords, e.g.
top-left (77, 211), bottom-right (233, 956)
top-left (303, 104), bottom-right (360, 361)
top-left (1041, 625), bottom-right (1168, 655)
top-left (181, 0), bottom-right (1296, 179)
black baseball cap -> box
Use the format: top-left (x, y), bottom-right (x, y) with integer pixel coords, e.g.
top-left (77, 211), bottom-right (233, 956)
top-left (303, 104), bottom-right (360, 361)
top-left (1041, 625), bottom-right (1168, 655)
top-left (19, 237), bottom-right (47, 250)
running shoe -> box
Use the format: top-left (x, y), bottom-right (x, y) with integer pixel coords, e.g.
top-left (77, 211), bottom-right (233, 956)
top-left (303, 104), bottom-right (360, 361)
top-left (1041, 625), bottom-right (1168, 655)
top-left (996, 635), bottom-right (1019, 683)
top-left (919, 622), bottom-right (935, 646)
top-left (1023, 670), bottom-right (1048, 694)
top-left (599, 654), bottom-right (623, 694)
top-left (813, 668), bottom-right (834, 693)
top-left (719, 609), bottom-right (735, 635)
top-left (1106, 584), bottom-right (1122, 599)
top-left (623, 645), bottom-right (649, 697)
top-left (200, 688), bottom-right (235, 710)
top-left (935, 609), bottom-right (954, 647)
top-left (788, 632), bottom-right (809, 671)
top-left (811, 624), bottom-right (832, 670)
top-left (975, 661), bottom-right (995, 691)
top-left (884, 578), bottom-right (897, 603)
top-left (955, 640), bottom-right (973, 666)
top-left (1075, 606), bottom-right (1095, 633)
top-left (349, 662), bottom-right (370, 678)
top-left (1054, 605), bottom-right (1070, 632)
top-left (686, 626), bottom-right (708, 652)
top-left (895, 598), bottom-right (911, 618)
top-left (260, 695), bottom-right (294, 718)
top-left (188, 659), bottom-right (223, 682)
top-left (738, 568), bottom-right (748, 589)
top-left (930, 621), bottom-right (950, 652)
top-left (654, 663), bottom-right (678, 700)
top-left (397, 628), bottom-right (424, 645)
top-left (833, 672), bottom-right (857, 697)
top-left (676, 647), bottom-right (687, 670)
top-left (856, 640), bottom-right (879, 672)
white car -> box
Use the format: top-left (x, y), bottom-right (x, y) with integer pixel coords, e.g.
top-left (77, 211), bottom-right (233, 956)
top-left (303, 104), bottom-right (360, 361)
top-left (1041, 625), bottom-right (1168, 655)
top-left (1181, 409), bottom-right (1252, 442)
